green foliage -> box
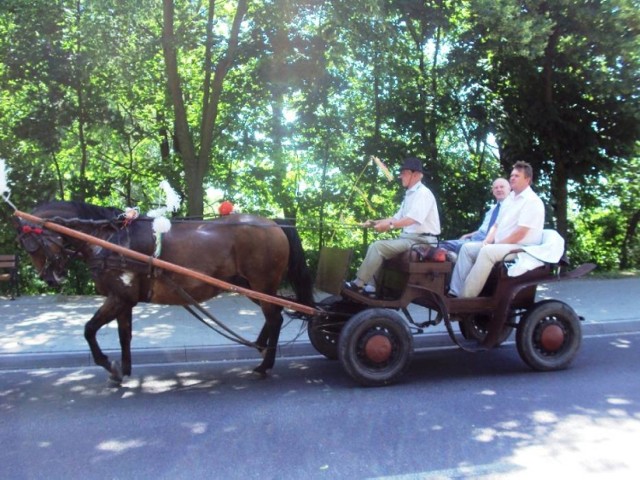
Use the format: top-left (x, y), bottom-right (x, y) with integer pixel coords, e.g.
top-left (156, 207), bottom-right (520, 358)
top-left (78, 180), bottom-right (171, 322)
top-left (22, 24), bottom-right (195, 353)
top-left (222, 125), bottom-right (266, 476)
top-left (1, 0), bottom-right (639, 293)
top-left (569, 207), bottom-right (628, 271)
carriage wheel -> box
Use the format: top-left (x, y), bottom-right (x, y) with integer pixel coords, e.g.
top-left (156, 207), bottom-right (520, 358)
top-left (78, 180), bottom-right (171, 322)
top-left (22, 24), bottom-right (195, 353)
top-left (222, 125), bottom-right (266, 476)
top-left (309, 295), bottom-right (366, 360)
top-left (516, 300), bottom-right (582, 371)
top-left (308, 316), bottom-right (342, 360)
top-left (458, 314), bottom-right (514, 346)
top-left (338, 309), bottom-right (413, 387)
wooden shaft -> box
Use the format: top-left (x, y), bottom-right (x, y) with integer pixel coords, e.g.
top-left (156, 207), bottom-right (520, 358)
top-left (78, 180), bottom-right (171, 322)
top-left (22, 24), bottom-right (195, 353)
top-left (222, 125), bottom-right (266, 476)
top-left (15, 210), bottom-right (319, 316)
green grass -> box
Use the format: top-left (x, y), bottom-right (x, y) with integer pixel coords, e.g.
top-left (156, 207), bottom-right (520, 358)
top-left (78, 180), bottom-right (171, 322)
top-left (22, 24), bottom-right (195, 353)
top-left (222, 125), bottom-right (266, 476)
top-left (589, 269), bottom-right (639, 279)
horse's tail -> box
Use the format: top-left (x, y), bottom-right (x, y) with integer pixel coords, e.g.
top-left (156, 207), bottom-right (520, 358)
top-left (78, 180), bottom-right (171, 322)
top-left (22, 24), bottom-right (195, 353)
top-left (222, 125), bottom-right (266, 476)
top-left (276, 219), bottom-right (315, 307)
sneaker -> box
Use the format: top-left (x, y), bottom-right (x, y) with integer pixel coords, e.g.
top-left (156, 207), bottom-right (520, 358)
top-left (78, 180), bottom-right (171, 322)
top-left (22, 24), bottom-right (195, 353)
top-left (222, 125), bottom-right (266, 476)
top-left (343, 280), bottom-right (364, 292)
top-left (362, 284), bottom-right (376, 294)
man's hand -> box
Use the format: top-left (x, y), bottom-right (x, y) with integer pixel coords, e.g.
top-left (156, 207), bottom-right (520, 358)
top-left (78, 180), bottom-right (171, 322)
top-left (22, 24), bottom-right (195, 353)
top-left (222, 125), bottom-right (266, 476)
top-left (374, 221), bottom-right (392, 233)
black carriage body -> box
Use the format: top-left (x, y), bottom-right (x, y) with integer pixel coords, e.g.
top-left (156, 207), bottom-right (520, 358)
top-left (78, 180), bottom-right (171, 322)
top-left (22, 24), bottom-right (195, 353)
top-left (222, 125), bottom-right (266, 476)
top-left (312, 247), bottom-right (595, 386)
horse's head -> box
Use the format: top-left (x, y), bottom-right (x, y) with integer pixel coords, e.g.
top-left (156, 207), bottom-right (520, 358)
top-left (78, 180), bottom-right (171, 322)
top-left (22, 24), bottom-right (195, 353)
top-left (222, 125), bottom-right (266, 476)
top-left (16, 219), bottom-right (71, 286)
top-left (15, 201), bottom-right (122, 287)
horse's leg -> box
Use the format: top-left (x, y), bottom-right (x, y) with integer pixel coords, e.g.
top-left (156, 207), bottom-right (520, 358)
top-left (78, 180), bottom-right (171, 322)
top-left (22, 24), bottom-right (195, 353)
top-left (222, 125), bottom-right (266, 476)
top-left (255, 323), bottom-right (269, 355)
top-left (116, 307), bottom-right (134, 377)
top-left (253, 303), bottom-right (284, 375)
top-left (84, 296), bottom-right (129, 382)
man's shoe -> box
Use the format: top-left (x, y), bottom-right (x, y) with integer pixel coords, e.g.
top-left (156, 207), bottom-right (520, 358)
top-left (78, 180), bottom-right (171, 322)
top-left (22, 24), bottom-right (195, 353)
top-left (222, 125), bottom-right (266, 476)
top-left (362, 284), bottom-right (376, 294)
top-left (344, 280), bottom-right (364, 293)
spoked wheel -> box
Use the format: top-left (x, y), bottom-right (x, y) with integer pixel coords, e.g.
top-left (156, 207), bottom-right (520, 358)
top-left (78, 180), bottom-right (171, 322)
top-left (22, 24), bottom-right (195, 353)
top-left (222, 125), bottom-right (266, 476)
top-left (309, 295), bottom-right (366, 360)
top-left (338, 308), bottom-right (413, 387)
top-left (308, 316), bottom-right (342, 360)
top-left (458, 314), bottom-right (514, 346)
top-left (516, 300), bottom-right (582, 371)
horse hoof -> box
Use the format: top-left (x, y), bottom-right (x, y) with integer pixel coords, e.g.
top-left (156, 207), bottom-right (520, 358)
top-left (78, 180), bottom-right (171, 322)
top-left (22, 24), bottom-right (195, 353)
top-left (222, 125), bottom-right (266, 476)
top-left (252, 367), bottom-right (268, 379)
top-left (109, 360), bottom-right (123, 384)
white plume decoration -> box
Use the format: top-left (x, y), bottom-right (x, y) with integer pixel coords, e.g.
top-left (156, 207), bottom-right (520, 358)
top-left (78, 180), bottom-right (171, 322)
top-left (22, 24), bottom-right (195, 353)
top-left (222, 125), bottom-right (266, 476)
top-left (160, 180), bottom-right (181, 213)
top-left (152, 216), bottom-right (172, 234)
top-left (147, 180), bottom-right (182, 256)
top-left (147, 180), bottom-right (182, 223)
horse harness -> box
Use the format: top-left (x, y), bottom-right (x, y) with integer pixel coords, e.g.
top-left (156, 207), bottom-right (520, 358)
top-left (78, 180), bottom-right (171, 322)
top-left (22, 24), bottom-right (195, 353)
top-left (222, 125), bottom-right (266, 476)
top-left (18, 218), bottom-right (134, 281)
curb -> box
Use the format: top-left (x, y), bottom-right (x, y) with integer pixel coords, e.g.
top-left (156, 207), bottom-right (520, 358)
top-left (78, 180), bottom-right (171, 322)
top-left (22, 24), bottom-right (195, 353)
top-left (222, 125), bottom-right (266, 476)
top-left (1, 320), bottom-right (639, 372)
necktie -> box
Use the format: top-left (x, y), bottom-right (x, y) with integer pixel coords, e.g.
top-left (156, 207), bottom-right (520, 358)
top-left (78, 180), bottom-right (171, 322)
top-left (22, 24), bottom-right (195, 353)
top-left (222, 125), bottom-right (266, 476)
top-left (487, 203), bottom-right (501, 230)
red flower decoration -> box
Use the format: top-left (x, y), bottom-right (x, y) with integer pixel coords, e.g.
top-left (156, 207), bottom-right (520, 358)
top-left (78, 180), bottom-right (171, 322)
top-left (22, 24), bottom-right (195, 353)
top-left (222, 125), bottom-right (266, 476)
top-left (218, 201), bottom-right (234, 216)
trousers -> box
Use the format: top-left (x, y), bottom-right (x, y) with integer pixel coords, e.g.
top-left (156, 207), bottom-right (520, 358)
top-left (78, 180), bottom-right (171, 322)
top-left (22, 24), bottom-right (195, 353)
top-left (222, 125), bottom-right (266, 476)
top-left (449, 242), bottom-right (519, 297)
top-left (356, 233), bottom-right (436, 286)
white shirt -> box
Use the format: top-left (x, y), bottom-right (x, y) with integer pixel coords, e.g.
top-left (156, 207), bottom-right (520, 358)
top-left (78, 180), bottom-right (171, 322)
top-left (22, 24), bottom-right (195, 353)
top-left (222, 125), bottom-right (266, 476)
top-left (495, 186), bottom-right (544, 245)
top-left (473, 202), bottom-right (501, 240)
top-left (394, 182), bottom-right (441, 235)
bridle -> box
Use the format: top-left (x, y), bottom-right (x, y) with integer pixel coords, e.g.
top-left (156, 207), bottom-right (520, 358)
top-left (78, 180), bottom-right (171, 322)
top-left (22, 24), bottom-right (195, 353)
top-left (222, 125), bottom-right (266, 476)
top-left (18, 223), bottom-right (82, 281)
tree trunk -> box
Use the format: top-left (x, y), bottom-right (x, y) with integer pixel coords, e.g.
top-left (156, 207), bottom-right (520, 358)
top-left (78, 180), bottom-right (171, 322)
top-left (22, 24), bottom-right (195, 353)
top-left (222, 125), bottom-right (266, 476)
top-left (620, 209), bottom-right (640, 269)
top-left (161, 0), bottom-right (199, 215)
top-left (552, 160), bottom-right (568, 238)
top-left (542, 26), bottom-right (568, 237)
top-left (161, 0), bottom-right (247, 218)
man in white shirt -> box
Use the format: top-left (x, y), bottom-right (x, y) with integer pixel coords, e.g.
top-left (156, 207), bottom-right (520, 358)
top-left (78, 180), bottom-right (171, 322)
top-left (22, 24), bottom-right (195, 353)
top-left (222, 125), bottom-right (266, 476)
top-left (345, 157), bottom-right (441, 294)
top-left (449, 161), bottom-right (545, 298)
top-left (440, 177), bottom-right (511, 255)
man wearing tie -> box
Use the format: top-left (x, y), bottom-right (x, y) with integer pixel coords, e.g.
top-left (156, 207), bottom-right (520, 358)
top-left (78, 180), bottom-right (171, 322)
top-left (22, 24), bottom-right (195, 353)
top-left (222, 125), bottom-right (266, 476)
top-left (440, 177), bottom-right (511, 255)
top-left (449, 161), bottom-right (545, 298)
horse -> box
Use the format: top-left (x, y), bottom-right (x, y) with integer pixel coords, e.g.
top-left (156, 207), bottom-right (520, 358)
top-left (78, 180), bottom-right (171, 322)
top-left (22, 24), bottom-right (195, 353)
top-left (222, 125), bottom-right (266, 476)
top-left (16, 200), bottom-right (315, 382)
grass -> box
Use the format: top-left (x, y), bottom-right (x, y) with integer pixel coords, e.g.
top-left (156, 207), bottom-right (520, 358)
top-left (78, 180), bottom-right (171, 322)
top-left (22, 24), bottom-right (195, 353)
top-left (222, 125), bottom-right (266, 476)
top-left (589, 269), bottom-right (639, 279)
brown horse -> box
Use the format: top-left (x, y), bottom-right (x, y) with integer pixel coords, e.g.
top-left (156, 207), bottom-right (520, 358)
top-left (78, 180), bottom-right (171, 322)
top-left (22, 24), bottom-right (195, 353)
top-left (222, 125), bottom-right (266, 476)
top-left (16, 201), bottom-right (314, 382)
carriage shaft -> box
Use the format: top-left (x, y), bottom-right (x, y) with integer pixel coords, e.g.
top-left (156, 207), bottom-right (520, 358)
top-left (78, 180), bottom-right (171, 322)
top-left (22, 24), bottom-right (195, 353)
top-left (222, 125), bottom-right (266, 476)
top-left (15, 210), bottom-right (319, 316)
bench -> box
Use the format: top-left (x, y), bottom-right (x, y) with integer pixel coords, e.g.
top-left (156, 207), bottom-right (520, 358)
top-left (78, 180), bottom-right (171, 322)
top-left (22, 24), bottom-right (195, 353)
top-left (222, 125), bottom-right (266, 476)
top-left (0, 254), bottom-right (20, 300)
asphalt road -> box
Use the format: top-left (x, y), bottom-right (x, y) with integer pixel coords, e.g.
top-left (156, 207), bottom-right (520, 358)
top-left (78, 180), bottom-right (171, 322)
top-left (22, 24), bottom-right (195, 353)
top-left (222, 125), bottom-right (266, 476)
top-left (2, 328), bottom-right (640, 479)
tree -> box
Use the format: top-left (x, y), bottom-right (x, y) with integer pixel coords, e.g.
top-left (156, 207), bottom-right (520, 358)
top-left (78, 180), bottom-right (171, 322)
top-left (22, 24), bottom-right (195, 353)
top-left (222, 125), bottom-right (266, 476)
top-left (460, 0), bottom-right (640, 238)
top-left (161, 0), bottom-right (248, 217)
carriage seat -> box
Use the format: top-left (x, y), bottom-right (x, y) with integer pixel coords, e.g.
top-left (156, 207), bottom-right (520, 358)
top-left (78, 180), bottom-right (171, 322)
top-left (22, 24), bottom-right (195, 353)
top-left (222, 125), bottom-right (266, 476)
top-left (505, 229), bottom-right (565, 277)
top-left (379, 245), bottom-right (452, 298)
top-left (478, 229), bottom-right (565, 298)
top-left (383, 244), bottom-right (452, 274)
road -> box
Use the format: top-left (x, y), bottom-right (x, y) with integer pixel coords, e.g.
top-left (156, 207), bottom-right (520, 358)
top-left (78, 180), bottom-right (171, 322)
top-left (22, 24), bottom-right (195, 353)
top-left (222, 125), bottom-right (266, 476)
top-left (2, 328), bottom-right (640, 479)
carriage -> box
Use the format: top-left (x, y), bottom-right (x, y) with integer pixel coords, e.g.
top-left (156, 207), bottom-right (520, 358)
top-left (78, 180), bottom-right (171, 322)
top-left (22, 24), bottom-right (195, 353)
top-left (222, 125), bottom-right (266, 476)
top-left (308, 245), bottom-right (595, 386)
top-left (12, 202), bottom-right (595, 387)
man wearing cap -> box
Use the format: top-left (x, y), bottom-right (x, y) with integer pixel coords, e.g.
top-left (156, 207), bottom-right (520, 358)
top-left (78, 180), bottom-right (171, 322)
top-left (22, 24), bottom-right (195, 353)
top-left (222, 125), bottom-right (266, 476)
top-left (345, 157), bottom-right (441, 294)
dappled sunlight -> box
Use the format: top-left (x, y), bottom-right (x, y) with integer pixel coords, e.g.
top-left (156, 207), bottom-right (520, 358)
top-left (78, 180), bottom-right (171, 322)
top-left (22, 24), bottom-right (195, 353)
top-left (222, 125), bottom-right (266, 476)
top-left (611, 338), bottom-right (632, 349)
top-left (473, 421), bottom-right (531, 443)
top-left (182, 422), bottom-right (208, 435)
top-left (1, 332), bottom-right (57, 351)
top-left (135, 323), bottom-right (177, 342)
top-left (507, 412), bottom-right (640, 476)
top-left (0, 310), bottom-right (86, 352)
top-left (288, 360), bottom-right (311, 371)
top-left (53, 370), bottom-right (97, 386)
top-left (96, 438), bottom-right (148, 454)
top-left (478, 389), bottom-right (496, 396)
top-left (468, 396), bottom-right (640, 476)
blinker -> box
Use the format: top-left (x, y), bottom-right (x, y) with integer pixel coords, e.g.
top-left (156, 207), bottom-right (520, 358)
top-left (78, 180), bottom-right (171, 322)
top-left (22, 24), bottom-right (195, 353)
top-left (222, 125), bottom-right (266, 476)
top-left (22, 225), bottom-right (44, 235)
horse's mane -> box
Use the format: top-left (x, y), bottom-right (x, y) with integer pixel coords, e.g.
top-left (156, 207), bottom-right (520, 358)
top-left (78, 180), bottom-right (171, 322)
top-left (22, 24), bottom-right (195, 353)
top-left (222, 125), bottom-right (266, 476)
top-left (36, 200), bottom-right (124, 222)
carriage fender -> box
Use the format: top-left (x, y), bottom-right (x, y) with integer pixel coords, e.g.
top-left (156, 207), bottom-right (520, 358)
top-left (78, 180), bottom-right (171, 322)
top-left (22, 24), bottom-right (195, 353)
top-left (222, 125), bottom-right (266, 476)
top-left (481, 262), bottom-right (596, 348)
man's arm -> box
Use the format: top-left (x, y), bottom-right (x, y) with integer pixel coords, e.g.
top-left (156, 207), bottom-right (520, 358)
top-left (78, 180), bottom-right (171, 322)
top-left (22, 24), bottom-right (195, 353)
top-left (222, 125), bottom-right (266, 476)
top-left (373, 216), bottom-right (418, 232)
top-left (460, 230), bottom-right (479, 240)
top-left (489, 225), bottom-right (530, 245)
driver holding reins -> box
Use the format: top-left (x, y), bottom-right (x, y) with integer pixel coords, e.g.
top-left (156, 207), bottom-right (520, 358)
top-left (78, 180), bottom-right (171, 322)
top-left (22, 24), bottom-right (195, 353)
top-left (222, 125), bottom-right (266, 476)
top-left (345, 157), bottom-right (441, 295)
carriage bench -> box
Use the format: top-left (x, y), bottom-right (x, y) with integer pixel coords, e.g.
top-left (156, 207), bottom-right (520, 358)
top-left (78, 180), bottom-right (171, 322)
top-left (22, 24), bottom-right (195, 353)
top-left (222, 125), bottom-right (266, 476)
top-left (0, 254), bottom-right (19, 300)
